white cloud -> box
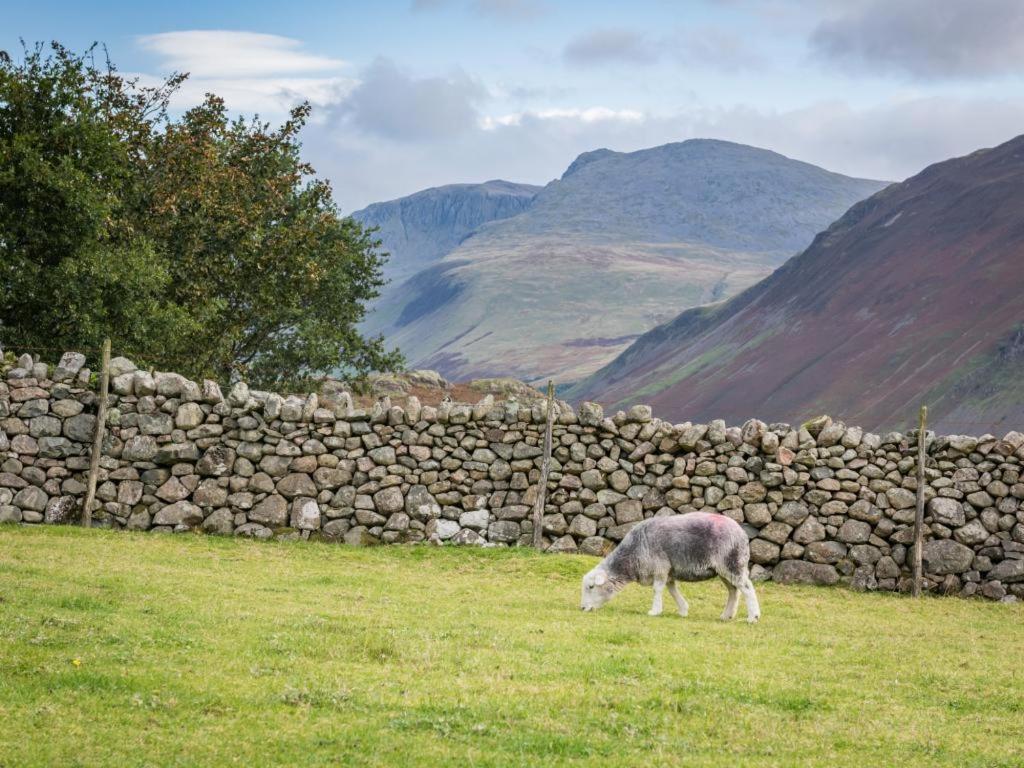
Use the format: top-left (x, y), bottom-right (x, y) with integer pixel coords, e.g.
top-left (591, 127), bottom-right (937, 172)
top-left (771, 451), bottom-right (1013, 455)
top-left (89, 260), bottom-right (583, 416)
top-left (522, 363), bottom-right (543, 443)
top-left (562, 25), bottom-right (764, 72)
top-left (810, 0), bottom-right (1024, 79)
top-left (310, 90), bottom-right (1024, 212)
top-left (135, 31), bottom-right (351, 116)
top-left (479, 107), bottom-right (644, 129)
top-left (136, 31), bottom-right (345, 77)
top-left (334, 58), bottom-right (487, 141)
top-left (411, 0), bottom-right (547, 20)
top-left (563, 28), bottom-right (658, 66)
top-left (688, 97), bottom-right (1024, 182)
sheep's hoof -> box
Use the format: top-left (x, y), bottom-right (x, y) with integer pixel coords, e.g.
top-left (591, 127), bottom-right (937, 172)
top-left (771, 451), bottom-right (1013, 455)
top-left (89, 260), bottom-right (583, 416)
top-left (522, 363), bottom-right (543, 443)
top-left (647, 609), bottom-right (662, 617)
top-left (746, 615), bottom-right (760, 624)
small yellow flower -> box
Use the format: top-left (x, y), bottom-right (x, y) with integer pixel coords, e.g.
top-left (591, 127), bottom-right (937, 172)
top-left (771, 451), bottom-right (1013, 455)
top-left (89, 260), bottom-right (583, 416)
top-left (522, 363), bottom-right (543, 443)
top-left (72, 658), bottom-right (82, 667)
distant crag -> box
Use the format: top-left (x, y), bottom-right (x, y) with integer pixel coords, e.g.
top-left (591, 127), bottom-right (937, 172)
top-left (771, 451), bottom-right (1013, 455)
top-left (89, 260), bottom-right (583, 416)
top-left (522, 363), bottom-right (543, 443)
top-left (361, 140), bottom-right (886, 385)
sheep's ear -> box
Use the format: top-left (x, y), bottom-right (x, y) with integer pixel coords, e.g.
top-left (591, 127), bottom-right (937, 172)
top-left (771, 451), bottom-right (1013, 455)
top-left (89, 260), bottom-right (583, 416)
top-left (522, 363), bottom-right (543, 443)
top-left (594, 571), bottom-right (607, 586)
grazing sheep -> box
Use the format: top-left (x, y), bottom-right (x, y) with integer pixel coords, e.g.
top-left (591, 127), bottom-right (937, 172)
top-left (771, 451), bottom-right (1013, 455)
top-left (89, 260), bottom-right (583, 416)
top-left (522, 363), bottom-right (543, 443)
top-left (580, 512), bottom-right (760, 622)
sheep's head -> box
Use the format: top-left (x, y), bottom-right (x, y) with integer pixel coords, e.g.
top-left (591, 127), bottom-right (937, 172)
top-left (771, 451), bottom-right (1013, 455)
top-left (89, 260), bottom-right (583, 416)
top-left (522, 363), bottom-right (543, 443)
top-left (580, 566), bottom-right (619, 611)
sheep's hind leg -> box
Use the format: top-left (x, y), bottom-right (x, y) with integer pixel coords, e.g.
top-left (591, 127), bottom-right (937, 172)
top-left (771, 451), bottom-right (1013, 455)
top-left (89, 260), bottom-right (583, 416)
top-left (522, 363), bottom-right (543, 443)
top-left (667, 581), bottom-right (689, 617)
top-left (739, 576), bottom-right (761, 623)
top-left (719, 578), bottom-right (739, 621)
top-left (649, 577), bottom-right (666, 616)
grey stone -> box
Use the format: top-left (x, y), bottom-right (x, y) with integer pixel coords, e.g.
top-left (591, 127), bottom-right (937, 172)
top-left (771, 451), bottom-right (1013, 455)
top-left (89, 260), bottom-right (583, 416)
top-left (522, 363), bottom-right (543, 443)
top-left (749, 538), bottom-right (780, 565)
top-left (953, 519), bottom-right (990, 546)
top-left (153, 501), bottom-right (203, 526)
top-left (579, 536), bottom-right (612, 557)
top-left (277, 473), bottom-right (317, 499)
top-left (290, 497), bottom-right (321, 531)
top-left (202, 508), bottom-right (234, 535)
top-left (426, 518), bottom-right (460, 540)
top-left (368, 446), bottom-right (397, 466)
top-left (156, 477), bottom-right (190, 502)
top-left (578, 402), bottom-right (604, 427)
top-left (837, 519), bottom-right (872, 544)
top-left (405, 485), bottom-right (440, 520)
top-left (197, 446), bottom-right (236, 477)
top-left (108, 356), bottom-right (137, 377)
top-left (775, 501), bottom-right (809, 526)
top-left (793, 517), bottom-right (826, 544)
top-left (921, 539), bottom-right (975, 575)
top-left (138, 413), bottom-right (173, 436)
top-left (175, 402), bottom-right (205, 430)
top-left (235, 523), bottom-right (273, 540)
top-left (373, 486), bottom-right (405, 515)
top-left (886, 488), bottom-right (917, 510)
top-left (344, 527), bottom-right (380, 546)
top-left (459, 508), bottom-right (490, 530)
top-left (64, 413), bottom-right (96, 442)
top-left (487, 520), bottom-right (520, 543)
top-left (772, 560), bottom-right (839, 586)
top-left (13, 486), bottom-right (48, 512)
top-left (249, 495), bottom-right (289, 527)
top-left (988, 558), bottom-right (1024, 583)
top-left (43, 496), bottom-right (78, 524)
top-left (806, 541), bottom-right (847, 564)
top-left (154, 372), bottom-right (188, 398)
top-left (122, 435), bottom-right (158, 462)
top-left (154, 443), bottom-right (200, 465)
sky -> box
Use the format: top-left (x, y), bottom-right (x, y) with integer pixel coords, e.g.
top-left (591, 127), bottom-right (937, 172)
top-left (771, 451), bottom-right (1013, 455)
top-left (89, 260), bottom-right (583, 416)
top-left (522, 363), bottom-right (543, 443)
top-left (7, 0), bottom-right (1024, 212)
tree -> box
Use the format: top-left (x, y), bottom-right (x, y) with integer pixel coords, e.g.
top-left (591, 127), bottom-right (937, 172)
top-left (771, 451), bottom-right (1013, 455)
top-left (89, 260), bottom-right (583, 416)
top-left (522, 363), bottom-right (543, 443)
top-left (141, 96), bottom-right (402, 387)
top-left (0, 42), bottom-right (401, 388)
top-left (0, 43), bottom-right (187, 358)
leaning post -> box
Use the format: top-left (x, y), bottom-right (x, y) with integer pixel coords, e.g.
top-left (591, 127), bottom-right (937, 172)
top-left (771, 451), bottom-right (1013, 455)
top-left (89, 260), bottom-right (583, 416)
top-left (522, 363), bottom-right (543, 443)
top-left (532, 380), bottom-right (556, 549)
top-left (911, 405), bottom-right (928, 597)
top-left (82, 338), bottom-right (111, 528)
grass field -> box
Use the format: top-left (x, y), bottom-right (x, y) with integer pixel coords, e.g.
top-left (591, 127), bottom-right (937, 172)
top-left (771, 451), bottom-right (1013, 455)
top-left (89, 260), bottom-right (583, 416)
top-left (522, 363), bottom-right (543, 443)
top-left (1, 527), bottom-right (1022, 767)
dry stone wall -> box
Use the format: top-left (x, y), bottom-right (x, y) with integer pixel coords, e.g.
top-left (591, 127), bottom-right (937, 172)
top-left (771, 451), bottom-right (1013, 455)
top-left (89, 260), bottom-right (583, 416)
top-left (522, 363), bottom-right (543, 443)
top-left (2, 351), bottom-right (1023, 602)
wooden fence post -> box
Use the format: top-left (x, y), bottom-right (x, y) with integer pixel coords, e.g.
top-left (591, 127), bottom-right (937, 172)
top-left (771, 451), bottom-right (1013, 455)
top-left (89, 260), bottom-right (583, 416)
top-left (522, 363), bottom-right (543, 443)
top-left (82, 338), bottom-right (111, 528)
top-left (532, 381), bottom-right (556, 549)
top-left (911, 405), bottom-right (928, 597)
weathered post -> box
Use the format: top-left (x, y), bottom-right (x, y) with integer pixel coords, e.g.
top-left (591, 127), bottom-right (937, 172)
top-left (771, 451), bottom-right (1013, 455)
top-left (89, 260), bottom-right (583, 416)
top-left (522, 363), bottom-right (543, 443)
top-left (532, 380), bottom-right (556, 549)
top-left (911, 405), bottom-right (928, 597)
top-left (82, 338), bottom-right (111, 528)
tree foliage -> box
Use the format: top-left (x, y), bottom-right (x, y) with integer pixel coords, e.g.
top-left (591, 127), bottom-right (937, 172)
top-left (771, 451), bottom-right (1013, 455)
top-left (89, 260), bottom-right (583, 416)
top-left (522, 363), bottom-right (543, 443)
top-left (0, 42), bottom-right (401, 387)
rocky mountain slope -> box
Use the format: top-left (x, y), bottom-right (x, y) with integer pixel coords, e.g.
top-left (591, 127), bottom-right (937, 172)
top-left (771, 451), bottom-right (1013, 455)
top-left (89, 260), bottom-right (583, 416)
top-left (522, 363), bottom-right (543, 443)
top-left (360, 140), bottom-right (885, 384)
top-left (350, 180), bottom-right (540, 287)
top-left (570, 134), bottom-right (1024, 434)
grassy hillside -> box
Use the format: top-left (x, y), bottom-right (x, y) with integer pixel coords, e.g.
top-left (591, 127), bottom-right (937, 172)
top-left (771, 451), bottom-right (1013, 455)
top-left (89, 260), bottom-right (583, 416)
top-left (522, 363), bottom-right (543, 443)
top-left (570, 134), bottom-right (1024, 434)
top-left (1, 527), bottom-right (1022, 767)
top-left (366, 140), bottom-right (886, 385)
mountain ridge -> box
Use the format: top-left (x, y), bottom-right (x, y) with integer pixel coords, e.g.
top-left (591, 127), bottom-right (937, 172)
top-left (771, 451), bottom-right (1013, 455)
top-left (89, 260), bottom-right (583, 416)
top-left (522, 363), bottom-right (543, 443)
top-left (358, 139), bottom-right (888, 384)
top-left (569, 133), bottom-right (1024, 434)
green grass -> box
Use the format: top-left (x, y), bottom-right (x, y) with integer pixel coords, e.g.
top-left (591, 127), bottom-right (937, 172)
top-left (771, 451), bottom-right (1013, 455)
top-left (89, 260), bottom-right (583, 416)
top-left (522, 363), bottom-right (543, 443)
top-left (1, 527), bottom-right (1022, 768)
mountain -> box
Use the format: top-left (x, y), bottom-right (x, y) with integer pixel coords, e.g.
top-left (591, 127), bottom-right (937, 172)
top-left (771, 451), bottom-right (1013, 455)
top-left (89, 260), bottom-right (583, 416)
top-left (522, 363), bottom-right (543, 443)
top-left (569, 134), bottom-right (1024, 435)
top-left (360, 139), bottom-right (886, 384)
top-left (350, 180), bottom-right (541, 286)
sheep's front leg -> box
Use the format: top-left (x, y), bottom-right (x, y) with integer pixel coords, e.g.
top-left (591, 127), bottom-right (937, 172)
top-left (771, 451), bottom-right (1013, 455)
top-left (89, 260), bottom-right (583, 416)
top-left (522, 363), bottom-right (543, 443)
top-left (648, 577), bottom-right (666, 616)
top-left (667, 581), bottom-right (688, 617)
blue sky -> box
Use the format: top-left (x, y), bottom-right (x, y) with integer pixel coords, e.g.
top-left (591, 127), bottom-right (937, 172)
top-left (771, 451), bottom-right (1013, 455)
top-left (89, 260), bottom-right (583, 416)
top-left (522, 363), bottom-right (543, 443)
top-left (7, 0), bottom-right (1024, 210)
